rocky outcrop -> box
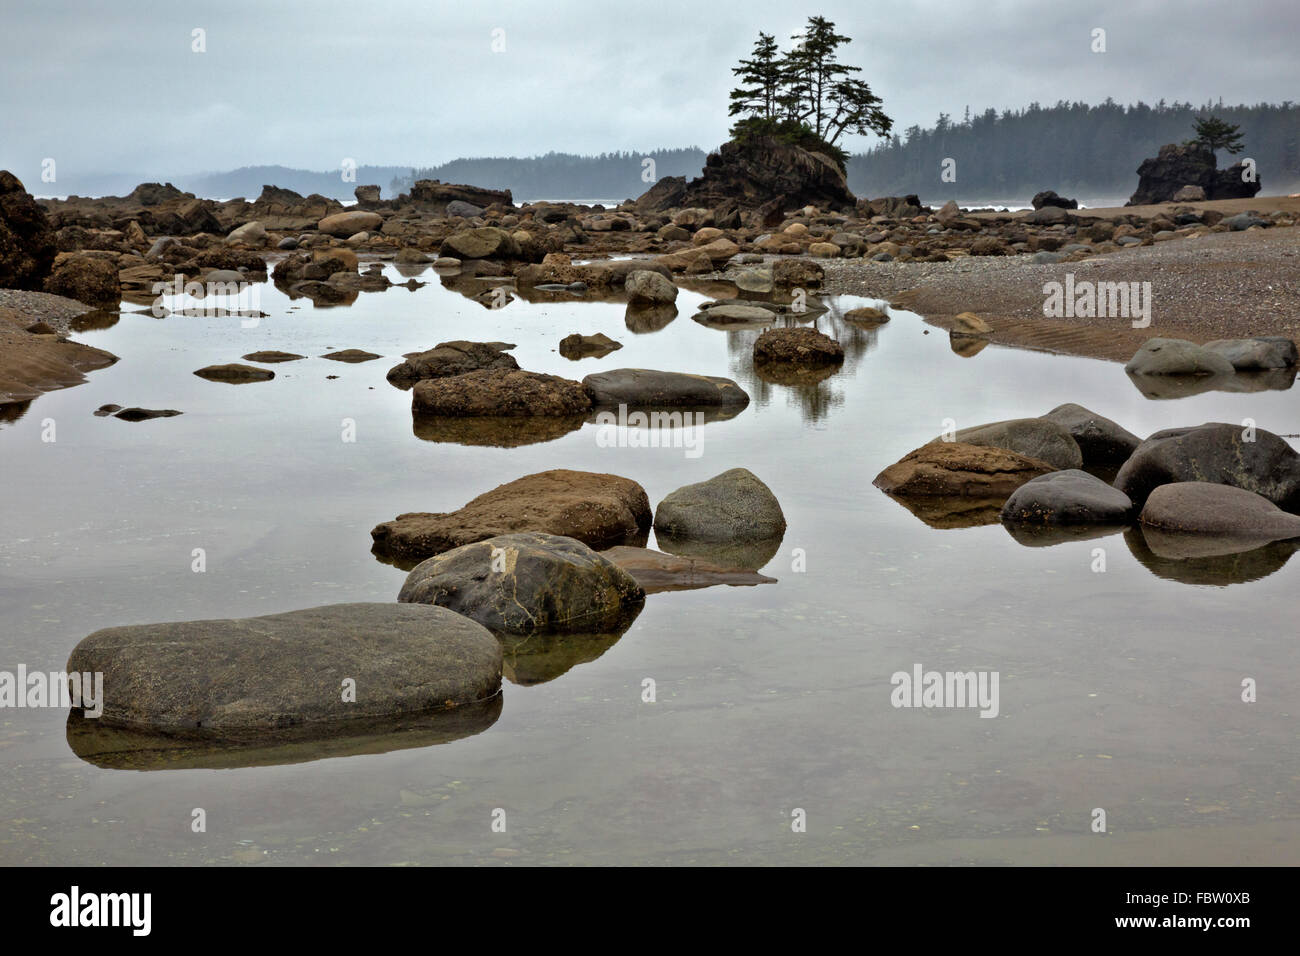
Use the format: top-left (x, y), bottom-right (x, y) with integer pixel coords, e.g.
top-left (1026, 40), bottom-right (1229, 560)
top-left (398, 533), bottom-right (645, 634)
top-left (407, 179), bottom-right (513, 214)
top-left (1127, 143), bottom-right (1262, 206)
top-left (371, 469), bottom-right (652, 562)
top-left (634, 135), bottom-right (855, 219)
top-left (42, 254), bottom-right (121, 306)
top-left (0, 172), bottom-right (58, 290)
top-left (1031, 190), bottom-right (1078, 210)
top-left (65, 603), bottom-right (502, 734)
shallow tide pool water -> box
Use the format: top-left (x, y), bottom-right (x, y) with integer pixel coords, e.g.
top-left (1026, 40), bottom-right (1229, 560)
top-left (1, 262), bottom-right (1297, 865)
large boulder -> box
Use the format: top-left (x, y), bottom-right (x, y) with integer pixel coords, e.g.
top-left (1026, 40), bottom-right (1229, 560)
top-left (1114, 422), bottom-right (1300, 509)
top-left (1041, 403), bottom-right (1142, 465)
top-left (1139, 482), bottom-right (1300, 544)
top-left (938, 418), bottom-right (1083, 470)
top-left (42, 254), bottom-right (121, 306)
top-left (625, 269), bottom-right (678, 304)
top-left (874, 442), bottom-right (1057, 497)
top-left (65, 603), bottom-right (502, 734)
top-left (439, 226), bottom-right (522, 261)
top-left (771, 257), bottom-right (824, 287)
top-left (398, 533), bottom-right (645, 634)
top-left (1001, 469), bottom-right (1134, 524)
top-left (1201, 337), bottom-right (1298, 371)
top-left (582, 368), bottom-right (749, 408)
top-left (318, 210), bottom-right (382, 237)
top-left (386, 340), bottom-right (518, 387)
top-left (1124, 338), bottom-right (1236, 376)
top-left (653, 468), bottom-right (786, 544)
top-left (0, 171), bottom-right (57, 289)
top-left (411, 369), bottom-right (591, 416)
top-left (371, 469), bottom-right (651, 562)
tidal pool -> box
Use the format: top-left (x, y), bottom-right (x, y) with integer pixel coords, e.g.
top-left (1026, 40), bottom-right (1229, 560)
top-left (1, 262), bottom-right (1296, 865)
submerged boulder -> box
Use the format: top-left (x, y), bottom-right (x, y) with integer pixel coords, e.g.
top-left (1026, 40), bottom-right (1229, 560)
top-left (653, 468), bottom-right (786, 543)
top-left (582, 368), bottom-right (749, 409)
top-left (1139, 482), bottom-right (1300, 544)
top-left (1201, 337), bottom-right (1298, 371)
top-left (65, 603), bottom-right (502, 734)
top-left (398, 532), bottom-right (645, 634)
top-left (412, 369), bottom-right (591, 416)
top-left (371, 469), bottom-right (651, 562)
top-left (1001, 469), bottom-right (1134, 524)
top-left (1125, 338), bottom-right (1236, 376)
top-left (1115, 422), bottom-right (1300, 508)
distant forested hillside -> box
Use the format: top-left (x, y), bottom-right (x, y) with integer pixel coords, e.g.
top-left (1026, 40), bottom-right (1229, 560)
top-left (848, 99), bottom-right (1300, 200)
top-left (391, 149), bottom-right (708, 201)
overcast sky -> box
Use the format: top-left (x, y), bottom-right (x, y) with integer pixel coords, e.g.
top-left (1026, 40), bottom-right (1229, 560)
top-left (3, 0), bottom-right (1297, 181)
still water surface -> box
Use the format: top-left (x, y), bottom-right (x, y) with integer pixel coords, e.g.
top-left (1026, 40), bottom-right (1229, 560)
top-left (1, 263), bottom-right (1296, 864)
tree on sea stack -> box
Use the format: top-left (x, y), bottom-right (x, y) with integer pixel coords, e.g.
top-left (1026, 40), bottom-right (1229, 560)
top-left (728, 16), bottom-right (893, 167)
top-left (1187, 116), bottom-right (1245, 162)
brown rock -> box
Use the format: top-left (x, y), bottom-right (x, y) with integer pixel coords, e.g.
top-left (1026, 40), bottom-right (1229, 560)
top-left (371, 469), bottom-right (651, 561)
top-left (873, 441), bottom-right (1057, 497)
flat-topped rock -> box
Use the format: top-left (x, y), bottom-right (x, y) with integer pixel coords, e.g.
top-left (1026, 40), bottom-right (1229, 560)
top-left (413, 368), bottom-right (591, 416)
top-left (65, 603), bottom-right (502, 735)
top-left (875, 441), bottom-right (1057, 497)
top-left (371, 469), bottom-right (651, 562)
top-left (582, 368), bottom-right (749, 408)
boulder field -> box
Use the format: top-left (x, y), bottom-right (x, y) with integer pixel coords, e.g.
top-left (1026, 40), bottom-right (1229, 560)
top-left (874, 406), bottom-right (1300, 552)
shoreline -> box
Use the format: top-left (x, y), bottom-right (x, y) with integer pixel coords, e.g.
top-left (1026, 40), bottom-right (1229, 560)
top-left (820, 216), bottom-right (1300, 364)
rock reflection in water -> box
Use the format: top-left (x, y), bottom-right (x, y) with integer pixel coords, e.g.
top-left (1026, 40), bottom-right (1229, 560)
top-left (65, 693), bottom-right (503, 771)
top-left (1124, 525), bottom-right (1300, 586)
top-left (1126, 367), bottom-right (1296, 400)
top-left (1002, 521), bottom-right (1130, 548)
top-left (411, 412), bottom-right (587, 448)
top-left (879, 492), bottom-right (1006, 529)
top-left (654, 529), bottom-right (783, 571)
